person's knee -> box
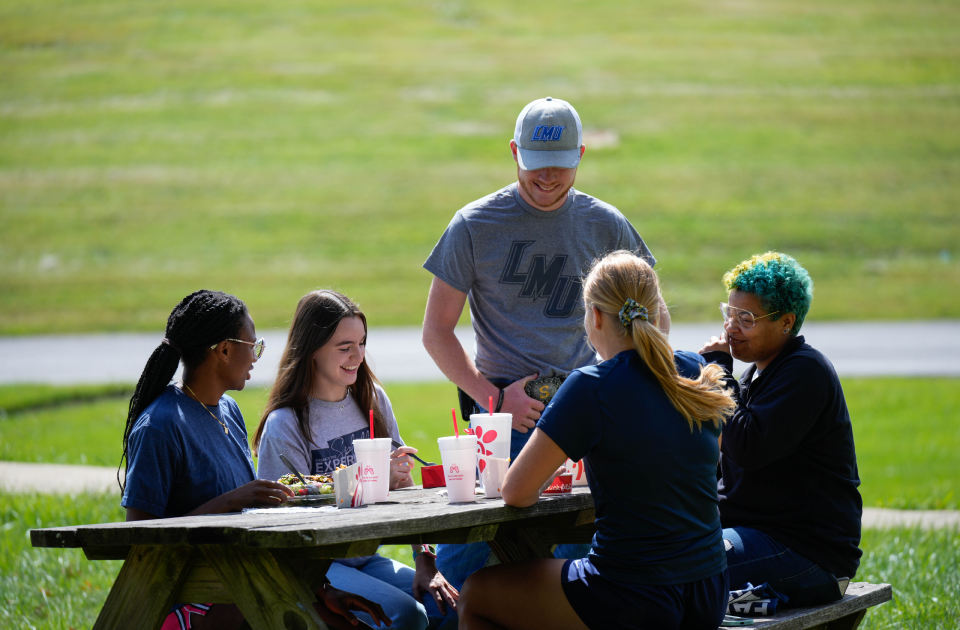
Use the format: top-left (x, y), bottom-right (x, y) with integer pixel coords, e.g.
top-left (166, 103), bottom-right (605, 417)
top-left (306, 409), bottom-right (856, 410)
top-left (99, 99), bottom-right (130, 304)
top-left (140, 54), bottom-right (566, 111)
top-left (385, 598), bottom-right (429, 630)
top-left (459, 571), bottom-right (489, 620)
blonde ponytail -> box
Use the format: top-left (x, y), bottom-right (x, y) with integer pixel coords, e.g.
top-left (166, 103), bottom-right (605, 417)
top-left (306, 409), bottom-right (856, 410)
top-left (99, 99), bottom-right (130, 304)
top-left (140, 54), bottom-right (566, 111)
top-left (584, 251), bottom-right (735, 431)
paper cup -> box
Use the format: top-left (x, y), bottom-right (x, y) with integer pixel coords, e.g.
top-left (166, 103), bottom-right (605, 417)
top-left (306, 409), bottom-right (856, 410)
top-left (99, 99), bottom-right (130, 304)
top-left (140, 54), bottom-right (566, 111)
top-left (333, 462), bottom-right (364, 508)
top-left (479, 457), bottom-right (509, 499)
top-left (438, 436), bottom-right (478, 502)
top-left (565, 458), bottom-right (588, 486)
top-left (470, 413), bottom-right (512, 492)
top-left (353, 438), bottom-right (392, 504)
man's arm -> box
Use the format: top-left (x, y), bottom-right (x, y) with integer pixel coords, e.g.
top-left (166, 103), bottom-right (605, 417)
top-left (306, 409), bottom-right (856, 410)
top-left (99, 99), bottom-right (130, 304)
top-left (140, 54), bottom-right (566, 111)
top-left (422, 277), bottom-right (544, 431)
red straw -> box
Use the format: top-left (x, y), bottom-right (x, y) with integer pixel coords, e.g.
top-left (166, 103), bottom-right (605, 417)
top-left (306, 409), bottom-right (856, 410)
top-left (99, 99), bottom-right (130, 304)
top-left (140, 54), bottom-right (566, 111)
top-left (451, 408), bottom-right (459, 438)
top-left (489, 396), bottom-right (493, 416)
top-left (369, 409), bottom-right (374, 439)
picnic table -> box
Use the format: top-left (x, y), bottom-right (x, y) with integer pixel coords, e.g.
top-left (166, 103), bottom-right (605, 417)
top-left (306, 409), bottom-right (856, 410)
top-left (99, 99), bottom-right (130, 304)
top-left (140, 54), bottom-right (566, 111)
top-left (29, 483), bottom-right (891, 630)
top-left (30, 485), bottom-right (598, 630)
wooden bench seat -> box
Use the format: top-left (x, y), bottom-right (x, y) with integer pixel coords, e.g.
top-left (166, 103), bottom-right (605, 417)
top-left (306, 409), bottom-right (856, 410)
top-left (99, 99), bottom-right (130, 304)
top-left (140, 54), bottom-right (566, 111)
top-left (732, 582), bottom-right (891, 630)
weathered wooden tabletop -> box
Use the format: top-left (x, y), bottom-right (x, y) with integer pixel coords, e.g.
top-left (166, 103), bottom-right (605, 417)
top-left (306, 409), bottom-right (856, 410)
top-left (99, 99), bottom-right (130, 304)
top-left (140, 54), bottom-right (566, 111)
top-left (30, 485), bottom-right (597, 630)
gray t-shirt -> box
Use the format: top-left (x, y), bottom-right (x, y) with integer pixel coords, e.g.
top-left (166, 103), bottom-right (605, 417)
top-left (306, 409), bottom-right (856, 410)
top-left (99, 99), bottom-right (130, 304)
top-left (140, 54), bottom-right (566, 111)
top-left (256, 385), bottom-right (403, 568)
top-left (256, 385), bottom-right (403, 483)
top-left (424, 183), bottom-right (655, 380)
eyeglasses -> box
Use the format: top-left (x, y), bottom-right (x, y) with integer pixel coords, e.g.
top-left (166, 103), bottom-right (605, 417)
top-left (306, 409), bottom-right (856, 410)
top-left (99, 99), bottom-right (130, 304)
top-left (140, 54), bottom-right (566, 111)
top-left (719, 303), bottom-right (779, 329)
top-left (211, 337), bottom-right (266, 359)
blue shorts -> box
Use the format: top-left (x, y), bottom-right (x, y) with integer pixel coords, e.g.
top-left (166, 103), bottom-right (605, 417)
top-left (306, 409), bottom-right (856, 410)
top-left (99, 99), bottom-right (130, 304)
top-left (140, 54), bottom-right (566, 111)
top-left (560, 558), bottom-right (729, 630)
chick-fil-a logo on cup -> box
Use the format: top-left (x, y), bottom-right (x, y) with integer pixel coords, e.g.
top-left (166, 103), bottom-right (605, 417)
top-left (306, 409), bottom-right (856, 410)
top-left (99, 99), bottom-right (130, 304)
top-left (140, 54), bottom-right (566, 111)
top-left (363, 464), bottom-right (376, 481)
top-left (475, 426), bottom-right (499, 473)
top-left (448, 463), bottom-right (464, 481)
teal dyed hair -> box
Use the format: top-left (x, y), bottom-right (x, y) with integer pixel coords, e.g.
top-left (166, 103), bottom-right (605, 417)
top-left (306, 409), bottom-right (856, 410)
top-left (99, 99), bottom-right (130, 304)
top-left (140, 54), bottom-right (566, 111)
top-left (723, 252), bottom-right (814, 335)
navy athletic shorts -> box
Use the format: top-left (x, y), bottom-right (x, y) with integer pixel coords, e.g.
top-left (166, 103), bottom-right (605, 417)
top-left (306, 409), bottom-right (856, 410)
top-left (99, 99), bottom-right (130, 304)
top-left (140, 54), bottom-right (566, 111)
top-left (560, 558), bottom-right (729, 630)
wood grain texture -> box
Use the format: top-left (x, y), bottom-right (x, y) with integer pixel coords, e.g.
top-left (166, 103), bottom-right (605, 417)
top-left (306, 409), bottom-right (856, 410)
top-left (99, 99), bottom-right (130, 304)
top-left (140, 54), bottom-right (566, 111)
top-left (746, 583), bottom-right (891, 629)
top-left (202, 545), bottom-right (329, 630)
top-left (178, 558), bottom-right (233, 603)
top-left (178, 555), bottom-right (334, 604)
top-left (382, 523), bottom-right (500, 545)
top-left (30, 487), bottom-right (595, 550)
top-left (92, 544), bottom-right (196, 630)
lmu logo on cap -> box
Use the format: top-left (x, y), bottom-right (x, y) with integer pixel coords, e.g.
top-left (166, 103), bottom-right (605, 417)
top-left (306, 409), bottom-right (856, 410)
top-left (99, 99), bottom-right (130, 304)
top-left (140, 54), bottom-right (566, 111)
top-left (532, 125), bottom-right (565, 141)
top-left (514, 97), bottom-right (583, 170)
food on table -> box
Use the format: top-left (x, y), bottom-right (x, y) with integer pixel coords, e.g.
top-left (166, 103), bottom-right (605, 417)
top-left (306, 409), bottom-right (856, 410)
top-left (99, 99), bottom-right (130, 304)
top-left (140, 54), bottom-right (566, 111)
top-left (278, 473), bottom-right (335, 496)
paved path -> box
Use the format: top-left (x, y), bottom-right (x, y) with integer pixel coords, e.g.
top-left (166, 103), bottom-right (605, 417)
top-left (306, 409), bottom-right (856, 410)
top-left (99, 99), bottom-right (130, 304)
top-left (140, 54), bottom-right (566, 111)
top-left (1, 461), bottom-right (957, 530)
top-left (2, 321), bottom-right (959, 385)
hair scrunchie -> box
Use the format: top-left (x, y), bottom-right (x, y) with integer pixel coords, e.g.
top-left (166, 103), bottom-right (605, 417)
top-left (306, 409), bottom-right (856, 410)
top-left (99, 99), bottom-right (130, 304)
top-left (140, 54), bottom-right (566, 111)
top-left (618, 298), bottom-right (649, 327)
top-left (161, 337), bottom-right (182, 355)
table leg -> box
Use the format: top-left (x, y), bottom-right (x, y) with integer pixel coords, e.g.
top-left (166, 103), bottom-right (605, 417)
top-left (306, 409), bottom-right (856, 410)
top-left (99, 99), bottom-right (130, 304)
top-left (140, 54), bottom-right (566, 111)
top-left (202, 546), bottom-right (330, 630)
top-left (92, 544), bottom-right (196, 630)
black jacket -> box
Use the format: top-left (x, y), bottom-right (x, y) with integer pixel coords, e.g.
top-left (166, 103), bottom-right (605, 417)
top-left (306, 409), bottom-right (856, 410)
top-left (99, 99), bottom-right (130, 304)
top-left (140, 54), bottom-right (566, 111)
top-left (704, 335), bottom-right (863, 579)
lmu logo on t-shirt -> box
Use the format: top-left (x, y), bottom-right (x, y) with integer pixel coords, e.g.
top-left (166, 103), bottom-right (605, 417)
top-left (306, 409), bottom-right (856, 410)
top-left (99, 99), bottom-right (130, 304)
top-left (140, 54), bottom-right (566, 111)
top-left (499, 240), bottom-right (583, 318)
top-left (309, 428), bottom-right (368, 474)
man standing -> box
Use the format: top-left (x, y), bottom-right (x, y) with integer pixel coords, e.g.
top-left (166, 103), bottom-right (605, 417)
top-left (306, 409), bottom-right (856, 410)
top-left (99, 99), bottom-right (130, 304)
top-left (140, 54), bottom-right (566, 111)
top-left (421, 97), bottom-right (668, 595)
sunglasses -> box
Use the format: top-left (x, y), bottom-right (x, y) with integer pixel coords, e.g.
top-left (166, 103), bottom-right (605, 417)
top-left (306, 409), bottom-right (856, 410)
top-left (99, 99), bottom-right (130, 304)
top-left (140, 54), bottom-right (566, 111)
top-left (211, 337), bottom-right (266, 359)
top-left (719, 303), bottom-right (779, 329)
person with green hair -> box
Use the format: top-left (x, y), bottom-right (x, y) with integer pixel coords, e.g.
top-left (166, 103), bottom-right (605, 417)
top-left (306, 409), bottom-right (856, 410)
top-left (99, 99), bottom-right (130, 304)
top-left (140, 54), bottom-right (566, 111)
top-left (699, 252), bottom-right (862, 608)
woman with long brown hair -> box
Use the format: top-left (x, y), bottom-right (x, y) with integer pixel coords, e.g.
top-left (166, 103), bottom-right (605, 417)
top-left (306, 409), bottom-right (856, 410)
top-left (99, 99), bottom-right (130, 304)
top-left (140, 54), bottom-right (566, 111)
top-left (458, 252), bottom-right (735, 630)
top-left (120, 289), bottom-right (390, 630)
top-left (254, 290), bottom-right (458, 630)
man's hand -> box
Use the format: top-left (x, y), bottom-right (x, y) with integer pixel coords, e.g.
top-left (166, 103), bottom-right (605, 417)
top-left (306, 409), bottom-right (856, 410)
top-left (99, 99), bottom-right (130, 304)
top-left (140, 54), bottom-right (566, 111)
top-left (316, 583), bottom-right (392, 628)
top-left (699, 332), bottom-right (731, 356)
top-left (412, 554), bottom-right (459, 615)
top-left (389, 447), bottom-right (417, 489)
top-left (501, 374), bottom-right (545, 433)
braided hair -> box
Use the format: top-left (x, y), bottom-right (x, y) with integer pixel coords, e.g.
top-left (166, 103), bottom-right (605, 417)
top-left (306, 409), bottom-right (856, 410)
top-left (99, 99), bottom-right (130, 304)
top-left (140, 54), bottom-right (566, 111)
top-left (118, 290), bottom-right (248, 493)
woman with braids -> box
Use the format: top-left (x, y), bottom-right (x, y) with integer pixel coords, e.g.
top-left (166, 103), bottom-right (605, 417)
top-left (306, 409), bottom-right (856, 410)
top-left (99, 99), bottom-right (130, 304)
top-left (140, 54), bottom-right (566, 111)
top-left (699, 253), bottom-right (862, 607)
top-left (120, 289), bottom-right (391, 630)
top-left (253, 290), bottom-right (458, 630)
top-left (458, 251), bottom-right (735, 630)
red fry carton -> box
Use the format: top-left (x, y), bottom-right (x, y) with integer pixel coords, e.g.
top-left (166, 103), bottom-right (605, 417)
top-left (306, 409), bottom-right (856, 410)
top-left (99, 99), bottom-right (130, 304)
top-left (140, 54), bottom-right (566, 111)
top-left (543, 473), bottom-right (573, 494)
top-left (421, 464), bottom-right (447, 489)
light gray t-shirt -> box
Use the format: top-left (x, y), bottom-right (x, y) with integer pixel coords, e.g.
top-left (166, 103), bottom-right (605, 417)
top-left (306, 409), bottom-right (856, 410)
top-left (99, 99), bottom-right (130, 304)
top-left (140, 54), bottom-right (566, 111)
top-left (256, 385), bottom-right (402, 568)
top-left (424, 183), bottom-right (655, 381)
top-left (256, 385), bottom-right (403, 483)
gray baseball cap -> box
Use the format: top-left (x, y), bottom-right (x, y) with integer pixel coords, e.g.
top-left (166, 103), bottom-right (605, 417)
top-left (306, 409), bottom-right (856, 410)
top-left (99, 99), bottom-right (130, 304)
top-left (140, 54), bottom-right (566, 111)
top-left (513, 97), bottom-right (584, 170)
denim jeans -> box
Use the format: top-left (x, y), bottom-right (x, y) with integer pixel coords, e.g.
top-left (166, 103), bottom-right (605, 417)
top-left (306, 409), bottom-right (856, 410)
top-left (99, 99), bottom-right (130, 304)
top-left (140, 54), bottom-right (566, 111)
top-left (723, 526), bottom-right (843, 608)
top-left (328, 554), bottom-right (451, 630)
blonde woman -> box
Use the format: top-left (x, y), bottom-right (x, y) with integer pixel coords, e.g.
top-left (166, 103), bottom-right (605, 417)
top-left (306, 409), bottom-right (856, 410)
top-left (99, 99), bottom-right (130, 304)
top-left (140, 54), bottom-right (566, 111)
top-left (458, 251), bottom-right (735, 630)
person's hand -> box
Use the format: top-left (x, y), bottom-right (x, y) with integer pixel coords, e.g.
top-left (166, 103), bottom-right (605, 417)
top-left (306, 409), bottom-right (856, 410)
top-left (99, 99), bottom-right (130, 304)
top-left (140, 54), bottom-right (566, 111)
top-left (699, 332), bottom-right (731, 356)
top-left (389, 446), bottom-right (417, 489)
top-left (412, 553), bottom-right (459, 615)
top-left (538, 465), bottom-right (567, 496)
top-left (500, 374), bottom-right (546, 433)
top-left (317, 583), bottom-right (392, 628)
top-left (223, 479), bottom-right (293, 511)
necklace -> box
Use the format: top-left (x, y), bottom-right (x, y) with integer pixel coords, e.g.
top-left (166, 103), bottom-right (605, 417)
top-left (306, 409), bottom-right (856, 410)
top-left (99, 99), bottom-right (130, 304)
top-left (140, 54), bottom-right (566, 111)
top-left (182, 383), bottom-right (229, 435)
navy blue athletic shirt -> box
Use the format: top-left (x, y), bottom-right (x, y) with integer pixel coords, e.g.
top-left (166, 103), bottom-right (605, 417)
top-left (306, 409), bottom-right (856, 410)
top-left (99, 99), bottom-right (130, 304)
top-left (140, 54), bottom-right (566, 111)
top-left (705, 335), bottom-right (863, 579)
top-left (122, 385), bottom-right (256, 518)
top-left (537, 349), bottom-right (726, 585)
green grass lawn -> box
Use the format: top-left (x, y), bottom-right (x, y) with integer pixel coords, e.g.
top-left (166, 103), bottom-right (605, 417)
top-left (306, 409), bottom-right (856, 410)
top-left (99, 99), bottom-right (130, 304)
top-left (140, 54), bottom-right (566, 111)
top-left (1, 377), bottom-right (958, 509)
top-left (1, 491), bottom-right (957, 629)
top-left (2, 0), bottom-right (959, 334)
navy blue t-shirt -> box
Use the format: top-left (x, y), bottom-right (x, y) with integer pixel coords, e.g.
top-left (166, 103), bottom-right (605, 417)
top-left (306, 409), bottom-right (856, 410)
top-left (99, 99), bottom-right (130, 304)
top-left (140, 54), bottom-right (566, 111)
top-left (537, 349), bottom-right (726, 586)
top-left (121, 385), bottom-right (256, 518)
